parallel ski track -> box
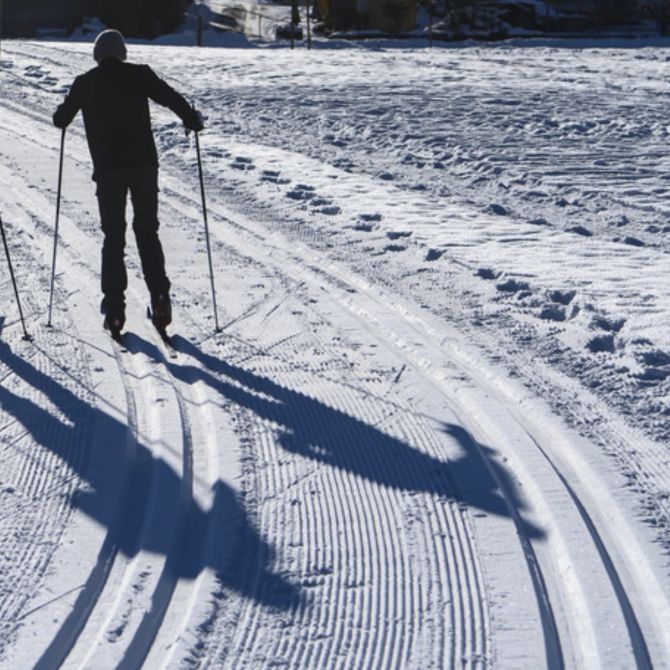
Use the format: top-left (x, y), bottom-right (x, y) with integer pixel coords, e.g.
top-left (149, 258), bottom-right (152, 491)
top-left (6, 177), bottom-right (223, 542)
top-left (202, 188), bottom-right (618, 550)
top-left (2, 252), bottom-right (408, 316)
top-left (0, 240), bottom-right (94, 662)
top-left (160, 171), bottom-right (667, 668)
top-left (319, 270), bottom-right (659, 670)
top-left (3, 41), bottom-right (668, 668)
top-left (0, 95), bottom-right (147, 668)
top-left (116, 323), bottom-right (196, 669)
top-left (0, 89), bottom-right (208, 668)
top-left (34, 309), bottom-right (201, 670)
top-left (34, 333), bottom-right (141, 669)
top-left (160, 182), bottom-right (510, 669)
top-left (196, 343), bottom-right (490, 669)
top-left (168, 255), bottom-right (492, 667)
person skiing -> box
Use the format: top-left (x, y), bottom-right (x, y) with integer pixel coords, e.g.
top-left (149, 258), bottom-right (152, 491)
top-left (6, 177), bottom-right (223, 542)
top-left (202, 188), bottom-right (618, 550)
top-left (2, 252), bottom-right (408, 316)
top-left (53, 28), bottom-right (204, 336)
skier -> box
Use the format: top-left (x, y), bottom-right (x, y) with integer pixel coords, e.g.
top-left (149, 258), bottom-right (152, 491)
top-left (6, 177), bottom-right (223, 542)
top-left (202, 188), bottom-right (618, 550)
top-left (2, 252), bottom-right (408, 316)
top-left (53, 28), bottom-right (204, 336)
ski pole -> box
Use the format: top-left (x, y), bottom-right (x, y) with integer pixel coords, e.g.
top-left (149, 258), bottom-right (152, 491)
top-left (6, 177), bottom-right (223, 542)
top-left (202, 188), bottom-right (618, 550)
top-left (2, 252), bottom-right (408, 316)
top-left (0, 213), bottom-right (32, 341)
top-left (47, 127), bottom-right (66, 328)
top-left (194, 125), bottom-right (221, 333)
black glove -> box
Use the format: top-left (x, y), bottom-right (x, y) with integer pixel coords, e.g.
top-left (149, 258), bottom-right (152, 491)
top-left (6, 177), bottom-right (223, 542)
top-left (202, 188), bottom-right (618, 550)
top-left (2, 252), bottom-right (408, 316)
top-left (185, 110), bottom-right (204, 132)
top-left (53, 110), bottom-right (69, 129)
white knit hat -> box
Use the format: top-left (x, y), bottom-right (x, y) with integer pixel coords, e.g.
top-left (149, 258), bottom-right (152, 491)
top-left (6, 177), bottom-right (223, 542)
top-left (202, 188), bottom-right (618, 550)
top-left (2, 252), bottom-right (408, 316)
top-left (93, 29), bottom-right (127, 63)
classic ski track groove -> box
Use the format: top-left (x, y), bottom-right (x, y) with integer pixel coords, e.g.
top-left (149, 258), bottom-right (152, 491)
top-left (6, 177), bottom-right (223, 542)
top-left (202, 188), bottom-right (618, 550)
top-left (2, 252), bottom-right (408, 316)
top-left (165, 257), bottom-right (493, 667)
top-left (3, 43), bottom-right (506, 670)
top-left (36, 320), bottom-right (201, 670)
top-left (188, 286), bottom-right (491, 666)
top-left (3, 41), bottom-right (670, 669)
top-left (0, 246), bottom-right (95, 663)
top-left (161, 169), bottom-right (669, 668)
top-left (115, 321), bottom-right (195, 669)
top-left (0, 88), bottom-right (488, 665)
top-left (167, 175), bottom-right (555, 667)
top-left (0, 120), bottom-right (139, 668)
top-left (0, 337), bottom-right (87, 660)
top-left (317, 270), bottom-right (663, 668)
top-left (0, 93), bottom-right (209, 668)
top-left (34, 335), bottom-right (142, 670)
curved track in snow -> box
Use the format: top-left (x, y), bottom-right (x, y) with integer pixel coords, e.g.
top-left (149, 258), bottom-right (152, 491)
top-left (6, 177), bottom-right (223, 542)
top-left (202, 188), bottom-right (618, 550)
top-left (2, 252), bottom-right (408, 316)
top-left (1, 41), bottom-right (669, 669)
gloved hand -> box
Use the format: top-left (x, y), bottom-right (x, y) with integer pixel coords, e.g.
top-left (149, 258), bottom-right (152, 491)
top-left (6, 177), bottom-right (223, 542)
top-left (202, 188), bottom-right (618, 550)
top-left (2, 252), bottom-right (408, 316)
top-left (185, 110), bottom-right (204, 132)
top-left (53, 109), bottom-right (70, 129)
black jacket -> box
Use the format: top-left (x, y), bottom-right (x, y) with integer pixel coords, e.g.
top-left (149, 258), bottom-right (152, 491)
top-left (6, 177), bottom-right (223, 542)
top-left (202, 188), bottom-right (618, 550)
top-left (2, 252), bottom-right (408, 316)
top-left (53, 58), bottom-right (199, 180)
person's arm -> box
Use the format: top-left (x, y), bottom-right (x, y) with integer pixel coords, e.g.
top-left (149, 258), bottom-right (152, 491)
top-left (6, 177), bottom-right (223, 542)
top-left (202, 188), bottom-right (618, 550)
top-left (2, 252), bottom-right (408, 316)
top-left (53, 78), bottom-right (82, 128)
top-left (144, 66), bottom-right (204, 131)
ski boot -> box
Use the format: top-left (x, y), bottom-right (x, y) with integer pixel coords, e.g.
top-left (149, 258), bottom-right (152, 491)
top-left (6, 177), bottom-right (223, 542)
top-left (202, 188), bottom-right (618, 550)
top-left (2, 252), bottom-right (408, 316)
top-left (101, 298), bottom-right (125, 340)
top-left (151, 293), bottom-right (172, 331)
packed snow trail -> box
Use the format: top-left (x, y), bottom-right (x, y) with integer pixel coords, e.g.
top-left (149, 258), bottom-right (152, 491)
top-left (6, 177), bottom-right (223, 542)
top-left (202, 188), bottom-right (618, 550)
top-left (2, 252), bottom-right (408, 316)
top-left (1, 40), bottom-right (670, 669)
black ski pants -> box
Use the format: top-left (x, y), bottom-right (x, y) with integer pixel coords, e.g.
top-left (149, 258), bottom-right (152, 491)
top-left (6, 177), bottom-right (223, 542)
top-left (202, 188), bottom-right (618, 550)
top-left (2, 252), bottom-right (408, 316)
top-left (96, 166), bottom-right (170, 316)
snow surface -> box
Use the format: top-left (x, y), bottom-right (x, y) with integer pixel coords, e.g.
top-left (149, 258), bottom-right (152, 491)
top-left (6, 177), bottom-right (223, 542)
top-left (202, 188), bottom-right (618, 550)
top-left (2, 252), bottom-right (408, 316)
top-left (1, 35), bottom-right (670, 668)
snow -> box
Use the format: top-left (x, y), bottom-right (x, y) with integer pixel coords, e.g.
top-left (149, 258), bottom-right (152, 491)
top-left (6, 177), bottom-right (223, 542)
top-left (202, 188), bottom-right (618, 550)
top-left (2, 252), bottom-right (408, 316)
top-left (1, 34), bottom-right (670, 668)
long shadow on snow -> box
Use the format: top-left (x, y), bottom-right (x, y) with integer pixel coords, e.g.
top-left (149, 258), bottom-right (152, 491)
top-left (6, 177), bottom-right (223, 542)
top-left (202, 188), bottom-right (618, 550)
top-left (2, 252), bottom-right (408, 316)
top-left (0, 338), bottom-right (299, 619)
top-left (165, 334), bottom-right (543, 538)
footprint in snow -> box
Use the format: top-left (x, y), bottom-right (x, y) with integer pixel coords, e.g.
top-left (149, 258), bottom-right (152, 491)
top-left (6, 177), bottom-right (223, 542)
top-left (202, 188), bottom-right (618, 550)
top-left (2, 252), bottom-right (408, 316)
top-left (568, 225), bottom-right (592, 237)
top-left (333, 158), bottom-right (354, 172)
top-left (635, 367), bottom-right (670, 383)
top-left (287, 185), bottom-right (315, 201)
top-left (231, 156), bottom-right (255, 171)
top-left (476, 267), bottom-right (501, 280)
top-left (260, 169), bottom-right (283, 183)
top-left (425, 248), bottom-right (444, 261)
top-left (488, 203), bottom-right (508, 216)
top-left (629, 346), bottom-right (670, 384)
top-left (384, 244), bottom-right (407, 253)
top-left (496, 278), bottom-right (530, 293)
top-left (587, 334), bottom-right (616, 354)
top-left (317, 206), bottom-right (342, 216)
top-left (260, 170), bottom-right (291, 186)
top-left (593, 316), bottom-right (625, 333)
top-left (24, 66), bottom-right (45, 78)
top-left (352, 222), bottom-right (375, 232)
top-left (538, 305), bottom-right (566, 322)
top-left (549, 289), bottom-right (576, 305)
top-left (639, 350), bottom-right (670, 367)
top-left (386, 231), bottom-right (412, 240)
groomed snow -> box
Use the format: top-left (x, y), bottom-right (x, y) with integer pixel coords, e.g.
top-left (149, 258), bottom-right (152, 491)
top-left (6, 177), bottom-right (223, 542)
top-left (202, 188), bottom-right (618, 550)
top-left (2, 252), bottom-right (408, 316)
top-left (1, 33), bottom-right (669, 668)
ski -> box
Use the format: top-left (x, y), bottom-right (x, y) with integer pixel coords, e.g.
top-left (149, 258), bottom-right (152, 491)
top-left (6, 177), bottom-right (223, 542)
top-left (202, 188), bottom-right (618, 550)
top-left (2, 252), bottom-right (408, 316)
top-left (147, 306), bottom-right (177, 359)
top-left (153, 323), bottom-right (177, 359)
top-left (105, 326), bottom-right (127, 352)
